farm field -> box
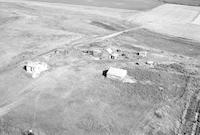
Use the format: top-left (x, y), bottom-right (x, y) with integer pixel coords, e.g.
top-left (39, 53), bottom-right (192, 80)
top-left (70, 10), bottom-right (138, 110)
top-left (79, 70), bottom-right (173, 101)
top-left (0, 0), bottom-right (199, 135)
top-left (26, 0), bottom-right (162, 10)
top-left (26, 0), bottom-right (200, 10)
top-left (129, 4), bottom-right (200, 43)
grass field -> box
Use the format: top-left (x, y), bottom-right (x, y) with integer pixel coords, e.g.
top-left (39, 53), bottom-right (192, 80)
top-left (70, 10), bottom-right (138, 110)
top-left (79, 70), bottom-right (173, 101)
top-left (26, 0), bottom-right (200, 10)
top-left (162, 0), bottom-right (200, 6)
top-left (26, 0), bottom-right (162, 10)
top-left (0, 0), bottom-right (199, 135)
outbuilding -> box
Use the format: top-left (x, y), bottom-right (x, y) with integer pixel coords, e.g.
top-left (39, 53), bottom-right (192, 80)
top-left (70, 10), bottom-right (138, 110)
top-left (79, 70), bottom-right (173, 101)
top-left (24, 61), bottom-right (48, 78)
top-left (106, 67), bottom-right (127, 80)
top-left (138, 51), bottom-right (147, 57)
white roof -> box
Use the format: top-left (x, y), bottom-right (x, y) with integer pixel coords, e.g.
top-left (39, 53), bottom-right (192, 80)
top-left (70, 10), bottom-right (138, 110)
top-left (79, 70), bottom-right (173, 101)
top-left (107, 67), bottom-right (127, 78)
top-left (106, 48), bottom-right (113, 54)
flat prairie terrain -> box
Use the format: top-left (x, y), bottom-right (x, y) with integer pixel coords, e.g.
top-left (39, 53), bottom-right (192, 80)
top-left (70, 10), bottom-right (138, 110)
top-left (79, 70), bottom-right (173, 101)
top-left (26, 0), bottom-right (200, 10)
top-left (26, 0), bottom-right (162, 10)
top-left (163, 0), bottom-right (200, 6)
top-left (130, 4), bottom-right (200, 44)
top-left (0, 1), bottom-right (199, 135)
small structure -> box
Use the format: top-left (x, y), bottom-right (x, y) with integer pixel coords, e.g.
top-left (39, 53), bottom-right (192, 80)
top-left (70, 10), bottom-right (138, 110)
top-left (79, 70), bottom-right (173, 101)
top-left (24, 61), bottom-right (48, 78)
top-left (106, 67), bottom-right (127, 80)
top-left (138, 51), bottom-right (147, 57)
top-left (135, 62), bottom-right (140, 65)
top-left (27, 129), bottom-right (34, 135)
top-left (110, 53), bottom-right (119, 60)
top-left (106, 48), bottom-right (113, 54)
top-left (146, 61), bottom-right (154, 66)
top-left (83, 50), bottom-right (94, 56)
top-left (82, 49), bottom-right (102, 58)
top-left (105, 48), bottom-right (120, 60)
top-left (23, 129), bottom-right (34, 135)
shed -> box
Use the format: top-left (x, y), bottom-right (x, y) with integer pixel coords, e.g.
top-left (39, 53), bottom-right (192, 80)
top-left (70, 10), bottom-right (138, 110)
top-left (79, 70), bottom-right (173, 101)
top-left (138, 51), bottom-right (147, 57)
top-left (106, 67), bottom-right (127, 80)
top-left (24, 61), bottom-right (48, 78)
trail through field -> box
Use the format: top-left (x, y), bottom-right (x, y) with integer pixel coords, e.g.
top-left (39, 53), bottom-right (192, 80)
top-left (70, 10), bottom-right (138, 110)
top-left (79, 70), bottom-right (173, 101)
top-left (71, 26), bottom-right (143, 48)
top-left (0, 74), bottom-right (49, 117)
